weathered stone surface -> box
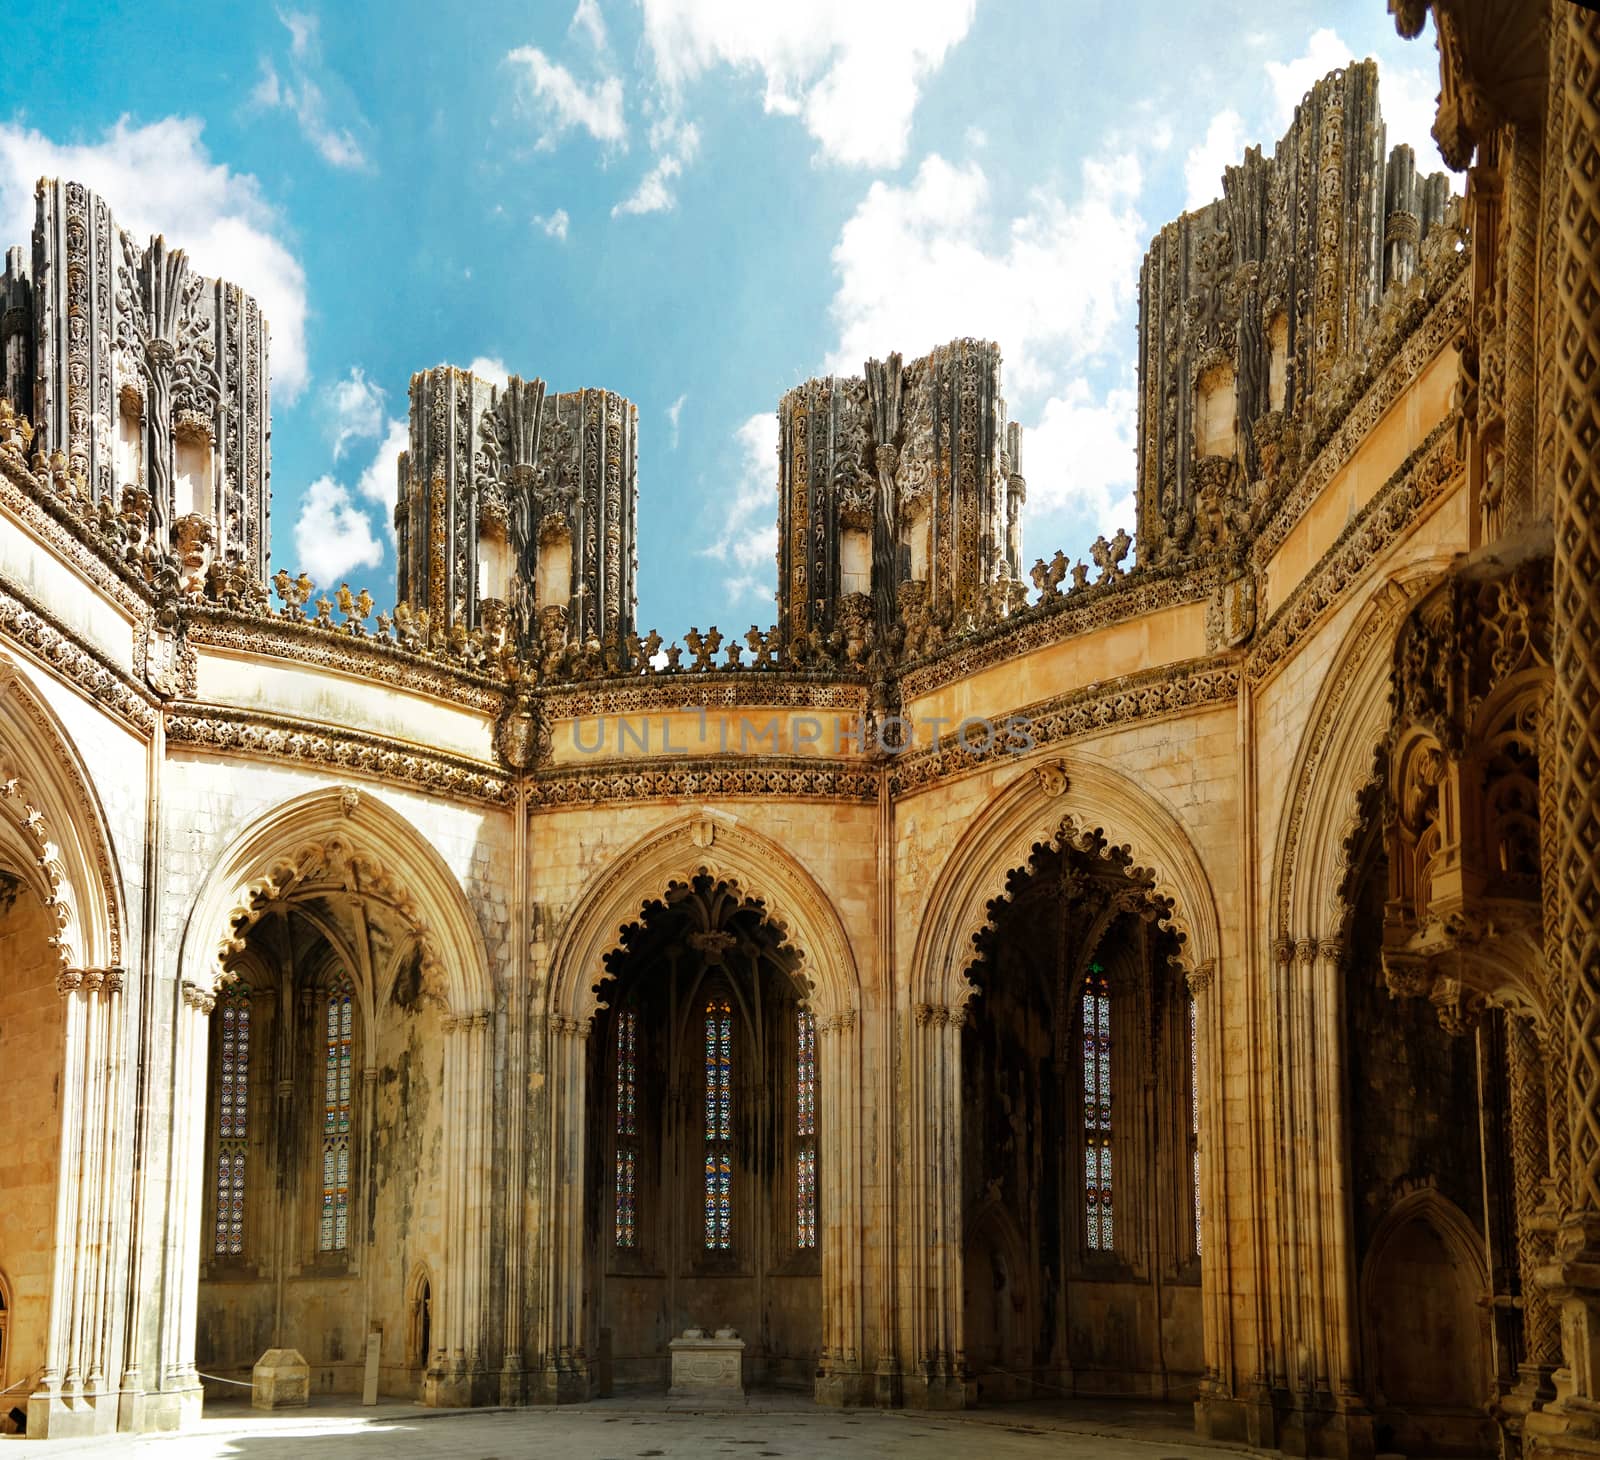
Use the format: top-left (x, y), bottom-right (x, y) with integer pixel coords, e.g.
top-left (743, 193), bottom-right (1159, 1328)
top-left (251, 1349), bottom-right (310, 1410)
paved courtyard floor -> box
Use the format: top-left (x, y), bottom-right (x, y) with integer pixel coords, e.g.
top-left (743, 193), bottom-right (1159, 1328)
top-left (5, 1396), bottom-right (1258, 1459)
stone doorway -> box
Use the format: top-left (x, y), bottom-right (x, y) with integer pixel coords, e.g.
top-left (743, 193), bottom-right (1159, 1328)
top-left (588, 873), bottom-right (822, 1393)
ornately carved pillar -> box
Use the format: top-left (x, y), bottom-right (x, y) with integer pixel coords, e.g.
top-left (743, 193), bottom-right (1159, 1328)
top-left (426, 1009), bottom-right (494, 1407)
top-left (1542, 0), bottom-right (1600, 1427)
top-left (815, 1007), bottom-right (867, 1404)
top-left (904, 1000), bottom-right (966, 1408)
top-left (1506, 1014), bottom-right (1560, 1407)
top-left (1186, 960), bottom-right (1232, 1407)
top-left (531, 1015), bottom-right (590, 1404)
top-left (28, 967), bottom-right (129, 1436)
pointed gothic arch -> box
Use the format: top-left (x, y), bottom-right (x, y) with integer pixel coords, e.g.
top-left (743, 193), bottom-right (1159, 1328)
top-left (1270, 561), bottom-right (1455, 949)
top-left (537, 809), bottom-right (867, 1405)
top-left (0, 657), bottom-right (125, 976)
top-left (0, 658), bottom-right (134, 1438)
top-left (902, 753), bottom-right (1223, 1408)
top-left (547, 810), bottom-right (862, 1025)
top-left (910, 754), bottom-right (1222, 1013)
top-left (169, 785), bottom-right (495, 1411)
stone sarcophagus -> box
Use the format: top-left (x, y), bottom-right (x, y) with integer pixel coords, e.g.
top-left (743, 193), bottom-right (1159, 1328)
top-left (667, 1327), bottom-right (745, 1399)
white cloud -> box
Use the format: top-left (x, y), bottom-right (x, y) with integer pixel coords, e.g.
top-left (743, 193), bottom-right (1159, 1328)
top-left (507, 46), bottom-right (627, 149)
top-left (280, 8), bottom-right (317, 61)
top-left (293, 475), bottom-right (384, 587)
top-left (1183, 108), bottom-right (1246, 211)
top-left (700, 412), bottom-right (778, 609)
top-left (355, 418), bottom-right (408, 510)
top-left (535, 207), bottom-right (570, 240)
top-left (825, 152), bottom-right (1145, 393)
top-left (253, 12), bottom-right (371, 170)
top-left (570, 0), bottom-right (607, 51)
top-left (468, 356), bottom-right (511, 388)
top-left (666, 392), bottom-right (687, 448)
top-left (327, 366), bottom-right (385, 460)
top-left (1266, 26), bottom-right (1439, 165)
top-left (1020, 379), bottom-right (1138, 540)
top-left (638, 0), bottom-right (975, 168)
top-left (0, 115), bottom-right (311, 400)
top-left (613, 117), bottom-right (698, 216)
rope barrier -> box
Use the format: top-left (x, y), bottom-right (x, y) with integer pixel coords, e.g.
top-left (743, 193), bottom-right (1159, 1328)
top-left (0, 1377), bottom-right (35, 1396)
top-left (196, 1372), bottom-right (256, 1388)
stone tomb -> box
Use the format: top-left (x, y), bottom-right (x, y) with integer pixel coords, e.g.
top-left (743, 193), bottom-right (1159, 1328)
top-left (251, 1349), bottom-right (310, 1410)
top-left (668, 1327), bottom-right (746, 1402)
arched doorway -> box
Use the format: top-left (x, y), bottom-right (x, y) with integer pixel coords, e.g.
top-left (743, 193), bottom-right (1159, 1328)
top-left (176, 789), bottom-right (495, 1411)
top-left (961, 832), bottom-right (1203, 1401)
top-left (193, 862), bottom-right (450, 1402)
top-left (589, 874), bottom-right (821, 1393)
top-left (0, 873), bottom-right (64, 1411)
top-left (1342, 827), bottom-right (1494, 1455)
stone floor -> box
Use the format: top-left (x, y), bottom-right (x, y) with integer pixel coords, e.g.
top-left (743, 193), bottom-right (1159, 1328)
top-left (5, 1396), bottom-right (1258, 1458)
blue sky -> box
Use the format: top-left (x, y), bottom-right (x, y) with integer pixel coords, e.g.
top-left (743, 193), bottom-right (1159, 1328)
top-left (0, 1), bottom-right (1443, 643)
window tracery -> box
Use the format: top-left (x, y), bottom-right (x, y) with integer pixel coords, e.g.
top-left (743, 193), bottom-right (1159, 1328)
top-left (704, 993), bottom-right (733, 1250)
top-left (796, 1007), bottom-right (817, 1250)
top-left (1190, 992), bottom-right (1202, 1257)
top-left (319, 977), bottom-right (354, 1253)
top-left (615, 1005), bottom-right (638, 1249)
top-left (214, 984), bottom-right (250, 1256)
top-left (1083, 963), bottom-right (1113, 1253)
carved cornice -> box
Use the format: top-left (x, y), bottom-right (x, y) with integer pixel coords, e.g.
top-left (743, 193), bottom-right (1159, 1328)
top-left (0, 446), bottom-right (153, 617)
top-left (164, 703), bottom-right (513, 805)
top-left (1251, 263), bottom-right (1468, 570)
top-left (900, 561), bottom-right (1220, 701)
top-left (184, 605), bottom-right (505, 713)
top-left (0, 579), bottom-right (157, 733)
top-left (543, 675), bottom-right (870, 719)
top-left (526, 756), bottom-right (880, 809)
top-left (1247, 422), bottom-right (1460, 688)
top-left (891, 659), bottom-right (1240, 795)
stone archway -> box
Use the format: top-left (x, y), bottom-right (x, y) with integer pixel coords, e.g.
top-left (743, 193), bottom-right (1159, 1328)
top-left (0, 662), bottom-right (130, 1439)
top-left (173, 787), bottom-right (495, 1413)
top-left (906, 755), bottom-right (1223, 1409)
top-left (1358, 1190), bottom-right (1494, 1455)
top-left (539, 811), bottom-right (866, 1406)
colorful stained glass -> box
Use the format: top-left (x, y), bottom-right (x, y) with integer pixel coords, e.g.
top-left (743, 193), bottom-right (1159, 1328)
top-left (616, 1009), bottom-right (637, 1138)
top-left (704, 997), bottom-right (733, 1249)
top-left (1083, 965), bottom-right (1113, 1253)
top-left (615, 1007), bottom-right (639, 1249)
top-left (797, 1148), bottom-right (817, 1250)
top-left (1190, 994), bottom-right (1202, 1257)
top-left (796, 1009), bottom-right (816, 1137)
top-left (214, 989), bottom-right (250, 1255)
top-left (319, 981), bottom-right (353, 1252)
top-left (615, 1150), bottom-right (636, 1248)
top-left (797, 1009), bottom-right (817, 1248)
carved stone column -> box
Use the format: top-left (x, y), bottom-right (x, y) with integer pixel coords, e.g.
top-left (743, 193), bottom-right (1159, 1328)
top-left (531, 1015), bottom-right (591, 1404)
top-left (903, 1001), bottom-right (967, 1409)
top-left (815, 1007), bottom-right (868, 1405)
top-left (27, 968), bottom-right (130, 1438)
top-left (1186, 961), bottom-right (1233, 1415)
top-left (1537, 3), bottom-right (1600, 1438)
top-left (425, 1010), bottom-right (494, 1407)
top-left (1505, 1014), bottom-right (1560, 1417)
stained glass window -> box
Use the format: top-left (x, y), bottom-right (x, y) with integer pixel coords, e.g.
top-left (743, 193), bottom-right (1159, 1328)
top-left (319, 979), bottom-right (353, 1253)
top-left (1083, 963), bottom-right (1113, 1253)
top-left (704, 996), bottom-right (733, 1249)
top-left (796, 1008), bottom-right (817, 1249)
top-left (615, 1008), bottom-right (638, 1248)
top-left (214, 986), bottom-right (250, 1256)
top-left (1190, 992), bottom-right (1202, 1257)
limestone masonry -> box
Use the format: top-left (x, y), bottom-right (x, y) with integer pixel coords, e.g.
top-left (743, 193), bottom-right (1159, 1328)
top-left (1, 8), bottom-right (1598, 1459)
